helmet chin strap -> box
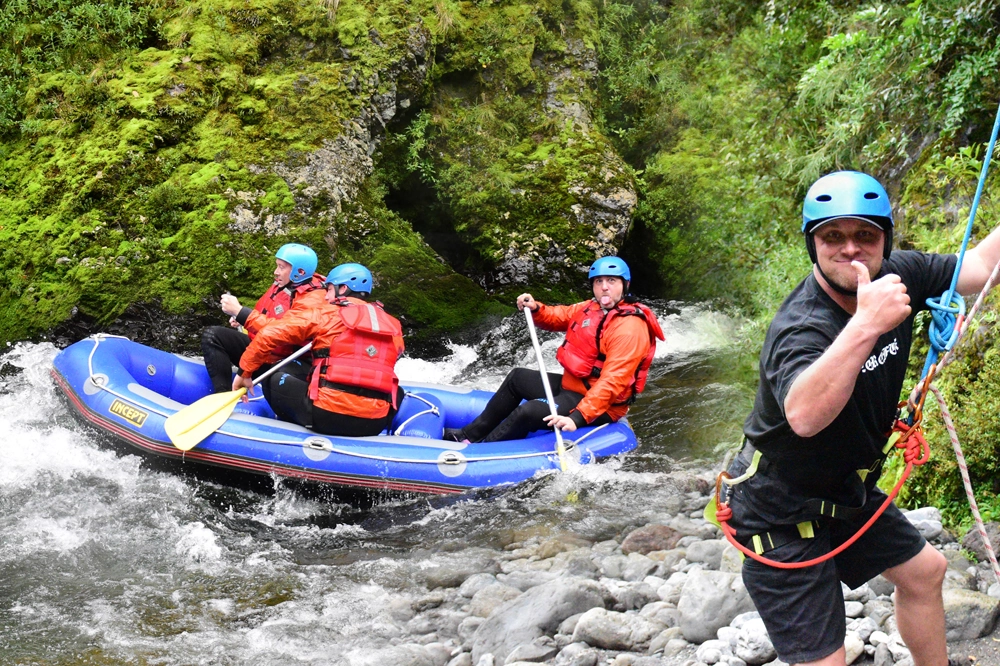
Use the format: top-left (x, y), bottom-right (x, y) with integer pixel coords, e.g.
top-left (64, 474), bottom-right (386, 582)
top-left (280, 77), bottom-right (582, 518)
top-left (815, 263), bottom-right (858, 296)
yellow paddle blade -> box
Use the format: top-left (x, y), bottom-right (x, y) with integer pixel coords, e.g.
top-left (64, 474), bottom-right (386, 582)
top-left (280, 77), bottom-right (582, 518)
top-left (164, 388), bottom-right (247, 451)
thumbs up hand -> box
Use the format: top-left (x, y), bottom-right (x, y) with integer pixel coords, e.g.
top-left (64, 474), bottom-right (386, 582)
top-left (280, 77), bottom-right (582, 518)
top-left (852, 260), bottom-right (911, 336)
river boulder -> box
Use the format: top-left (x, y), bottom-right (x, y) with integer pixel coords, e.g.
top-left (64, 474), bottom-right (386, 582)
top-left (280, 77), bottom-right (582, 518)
top-left (470, 578), bottom-right (605, 663)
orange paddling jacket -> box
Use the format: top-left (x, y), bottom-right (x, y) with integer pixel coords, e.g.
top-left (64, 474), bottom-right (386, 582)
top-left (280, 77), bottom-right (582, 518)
top-left (533, 299), bottom-right (664, 424)
top-left (239, 296), bottom-right (405, 419)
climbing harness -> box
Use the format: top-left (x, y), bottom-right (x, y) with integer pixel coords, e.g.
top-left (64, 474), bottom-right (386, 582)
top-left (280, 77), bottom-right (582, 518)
top-left (714, 101), bottom-right (1000, 573)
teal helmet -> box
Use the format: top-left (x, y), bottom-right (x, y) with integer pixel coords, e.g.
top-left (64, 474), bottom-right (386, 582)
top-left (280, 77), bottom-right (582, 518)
top-left (324, 263), bottom-right (373, 294)
top-left (588, 256), bottom-right (631, 283)
top-left (275, 243), bottom-right (318, 284)
top-left (802, 171), bottom-right (893, 262)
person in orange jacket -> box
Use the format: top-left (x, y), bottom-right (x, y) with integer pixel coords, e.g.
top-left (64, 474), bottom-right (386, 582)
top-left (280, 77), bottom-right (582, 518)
top-left (445, 256), bottom-right (664, 443)
top-left (201, 243), bottom-right (325, 395)
top-left (233, 263), bottom-right (406, 437)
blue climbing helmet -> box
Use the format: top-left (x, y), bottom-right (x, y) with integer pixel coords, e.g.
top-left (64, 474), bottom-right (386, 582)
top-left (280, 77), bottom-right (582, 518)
top-left (802, 171), bottom-right (894, 262)
top-left (588, 256), bottom-right (631, 283)
top-left (324, 263), bottom-right (373, 294)
top-left (275, 243), bottom-right (318, 284)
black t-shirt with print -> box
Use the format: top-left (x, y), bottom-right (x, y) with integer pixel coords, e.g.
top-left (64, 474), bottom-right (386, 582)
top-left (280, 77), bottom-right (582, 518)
top-left (743, 250), bottom-right (958, 497)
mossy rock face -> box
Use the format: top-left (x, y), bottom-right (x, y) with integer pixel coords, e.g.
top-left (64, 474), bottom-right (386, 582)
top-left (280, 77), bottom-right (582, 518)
top-left (386, 2), bottom-right (637, 302)
top-left (0, 0), bottom-right (506, 346)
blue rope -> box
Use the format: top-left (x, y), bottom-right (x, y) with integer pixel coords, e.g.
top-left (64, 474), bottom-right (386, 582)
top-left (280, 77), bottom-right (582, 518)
top-left (919, 105), bottom-right (1000, 385)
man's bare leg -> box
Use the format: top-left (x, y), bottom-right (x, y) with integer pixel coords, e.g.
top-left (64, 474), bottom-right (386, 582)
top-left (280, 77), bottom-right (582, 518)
top-left (882, 542), bottom-right (948, 666)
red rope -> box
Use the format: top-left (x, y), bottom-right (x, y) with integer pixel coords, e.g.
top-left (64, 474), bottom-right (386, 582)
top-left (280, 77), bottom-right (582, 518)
top-left (714, 420), bottom-right (930, 568)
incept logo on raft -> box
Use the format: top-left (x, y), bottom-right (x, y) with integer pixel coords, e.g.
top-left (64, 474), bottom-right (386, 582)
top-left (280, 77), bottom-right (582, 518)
top-left (861, 338), bottom-right (899, 373)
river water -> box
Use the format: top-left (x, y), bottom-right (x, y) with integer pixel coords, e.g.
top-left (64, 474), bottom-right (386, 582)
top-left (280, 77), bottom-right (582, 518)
top-left (0, 302), bottom-right (747, 664)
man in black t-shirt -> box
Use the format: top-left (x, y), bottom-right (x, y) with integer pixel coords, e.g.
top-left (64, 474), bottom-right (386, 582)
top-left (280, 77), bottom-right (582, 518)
top-left (726, 171), bottom-right (1000, 666)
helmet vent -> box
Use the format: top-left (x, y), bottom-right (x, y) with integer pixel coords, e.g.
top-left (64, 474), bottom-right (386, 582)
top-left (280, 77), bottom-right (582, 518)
top-left (864, 192), bottom-right (880, 199)
top-left (816, 194), bottom-right (832, 202)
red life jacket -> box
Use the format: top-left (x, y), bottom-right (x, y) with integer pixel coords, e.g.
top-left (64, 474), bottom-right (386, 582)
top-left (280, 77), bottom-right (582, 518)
top-left (309, 299), bottom-right (404, 407)
top-left (555, 300), bottom-right (665, 405)
top-left (249, 277), bottom-right (325, 337)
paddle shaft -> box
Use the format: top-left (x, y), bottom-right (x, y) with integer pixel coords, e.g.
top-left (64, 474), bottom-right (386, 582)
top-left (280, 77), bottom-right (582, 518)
top-left (523, 307), bottom-right (568, 472)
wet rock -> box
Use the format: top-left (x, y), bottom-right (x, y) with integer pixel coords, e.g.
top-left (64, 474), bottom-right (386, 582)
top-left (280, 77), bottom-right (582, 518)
top-left (348, 644), bottom-right (444, 666)
top-left (498, 570), bottom-right (559, 591)
top-left (469, 583), bottom-right (523, 618)
top-left (678, 570), bottom-right (756, 643)
top-left (622, 525), bottom-right (684, 555)
top-left (460, 573), bottom-right (498, 599)
top-left (426, 557), bottom-right (502, 590)
top-left (961, 522), bottom-right (1000, 562)
top-left (942, 588), bottom-right (1000, 639)
top-left (471, 578), bottom-right (604, 664)
top-left (571, 607), bottom-right (665, 651)
top-left (734, 618), bottom-right (775, 665)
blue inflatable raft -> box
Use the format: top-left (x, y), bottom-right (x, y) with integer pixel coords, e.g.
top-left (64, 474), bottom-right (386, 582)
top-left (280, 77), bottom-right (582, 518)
top-left (50, 335), bottom-right (639, 496)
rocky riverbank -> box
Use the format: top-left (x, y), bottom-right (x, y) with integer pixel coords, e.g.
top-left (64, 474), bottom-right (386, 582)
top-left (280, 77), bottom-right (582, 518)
top-left (345, 468), bottom-right (1000, 666)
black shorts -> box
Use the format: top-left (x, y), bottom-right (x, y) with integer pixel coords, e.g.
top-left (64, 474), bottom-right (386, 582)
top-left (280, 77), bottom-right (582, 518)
top-left (724, 451), bottom-right (926, 664)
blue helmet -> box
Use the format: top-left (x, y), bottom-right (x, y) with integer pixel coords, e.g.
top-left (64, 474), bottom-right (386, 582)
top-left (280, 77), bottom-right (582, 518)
top-left (802, 171), bottom-right (893, 261)
top-left (275, 243), bottom-right (318, 284)
top-left (324, 263), bottom-right (373, 294)
top-left (588, 256), bottom-right (631, 283)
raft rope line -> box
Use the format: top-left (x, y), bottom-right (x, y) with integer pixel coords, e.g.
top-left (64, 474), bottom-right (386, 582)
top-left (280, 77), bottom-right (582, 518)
top-left (716, 98), bottom-right (1000, 572)
top-left (82, 334), bottom-right (602, 466)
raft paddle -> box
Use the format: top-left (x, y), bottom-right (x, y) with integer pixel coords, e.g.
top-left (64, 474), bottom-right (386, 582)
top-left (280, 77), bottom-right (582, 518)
top-left (523, 307), bottom-right (569, 472)
top-left (165, 342), bottom-right (314, 452)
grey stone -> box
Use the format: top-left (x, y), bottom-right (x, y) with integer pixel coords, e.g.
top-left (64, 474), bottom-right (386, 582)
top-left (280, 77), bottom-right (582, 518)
top-left (734, 618), bottom-right (776, 666)
top-left (868, 575), bottom-right (895, 597)
top-left (719, 545), bottom-right (743, 574)
top-left (678, 570), bottom-right (756, 644)
top-left (648, 626), bottom-right (684, 654)
top-left (655, 571), bottom-right (688, 605)
top-left (904, 506), bottom-right (942, 523)
top-left (961, 522), bottom-right (1000, 562)
top-left (696, 639), bottom-right (732, 664)
top-left (558, 612), bottom-right (585, 636)
top-left (504, 642), bottom-right (558, 664)
top-left (943, 588), bottom-right (1000, 640)
top-left (844, 601), bottom-right (864, 618)
top-left (662, 637), bottom-right (691, 657)
top-left (497, 570), bottom-right (559, 591)
top-left (623, 553), bottom-right (661, 582)
top-left (843, 582), bottom-right (872, 603)
top-left (460, 616), bottom-right (486, 646)
top-left (601, 554), bottom-right (630, 579)
top-left (571, 607), bottom-right (666, 651)
top-left (639, 601), bottom-right (680, 628)
top-left (863, 599), bottom-right (894, 626)
top-left (471, 578), bottom-right (605, 664)
top-left (554, 642), bottom-right (599, 666)
top-left (469, 583), bottom-right (522, 618)
top-left (448, 653), bottom-right (474, 666)
top-left (730, 611), bottom-right (761, 629)
top-left (873, 643), bottom-right (892, 666)
top-left (616, 582), bottom-right (660, 611)
top-left (846, 616), bottom-right (879, 643)
top-left (844, 631), bottom-right (864, 665)
top-left (943, 567), bottom-right (976, 591)
top-left (717, 625), bottom-right (739, 648)
top-left (460, 573), bottom-right (499, 598)
top-left (686, 540), bottom-right (727, 570)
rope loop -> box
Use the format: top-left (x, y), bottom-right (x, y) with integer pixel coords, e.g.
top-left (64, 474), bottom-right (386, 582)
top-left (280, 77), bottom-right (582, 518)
top-left (925, 293), bottom-right (966, 356)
